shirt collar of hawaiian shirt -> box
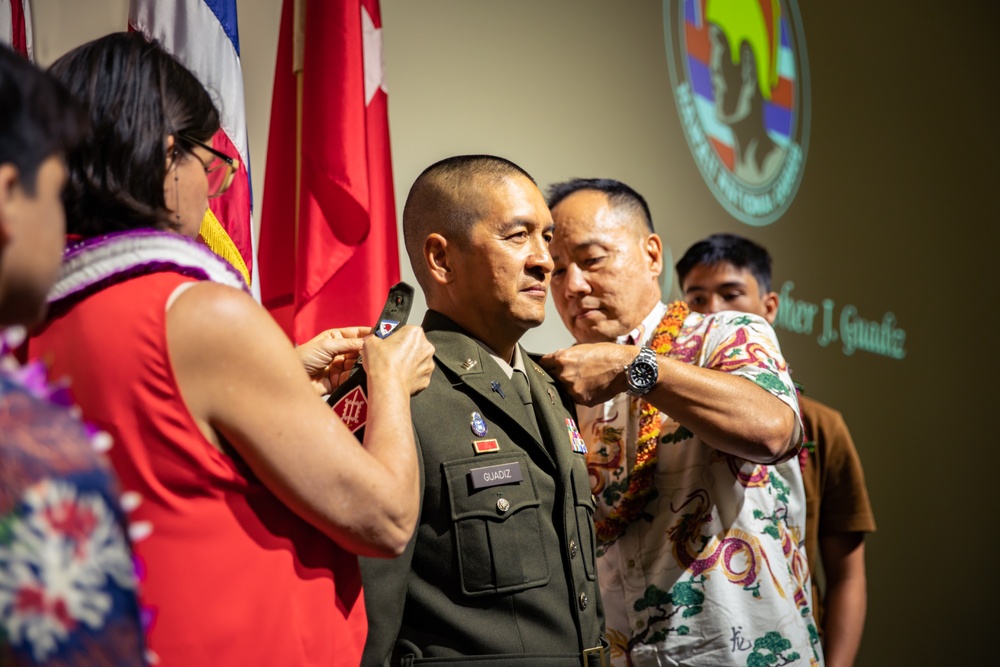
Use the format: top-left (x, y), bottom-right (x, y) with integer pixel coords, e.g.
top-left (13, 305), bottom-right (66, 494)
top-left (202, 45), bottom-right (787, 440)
top-left (615, 301), bottom-right (669, 347)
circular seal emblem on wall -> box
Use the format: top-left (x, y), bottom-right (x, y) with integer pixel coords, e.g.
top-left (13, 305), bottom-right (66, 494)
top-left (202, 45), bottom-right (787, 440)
top-left (663, 0), bottom-right (810, 226)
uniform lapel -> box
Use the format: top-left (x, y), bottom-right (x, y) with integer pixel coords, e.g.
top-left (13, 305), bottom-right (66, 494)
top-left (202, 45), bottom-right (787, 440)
top-left (523, 348), bottom-right (575, 480)
top-left (422, 312), bottom-right (552, 467)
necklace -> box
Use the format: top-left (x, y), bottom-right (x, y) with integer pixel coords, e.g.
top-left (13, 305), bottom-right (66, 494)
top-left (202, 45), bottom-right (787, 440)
top-left (48, 229), bottom-right (248, 316)
top-left (594, 300), bottom-right (690, 546)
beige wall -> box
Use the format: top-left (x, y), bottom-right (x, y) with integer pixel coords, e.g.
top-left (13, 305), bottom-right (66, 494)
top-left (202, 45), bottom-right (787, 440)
top-left (25, 1), bottom-right (998, 664)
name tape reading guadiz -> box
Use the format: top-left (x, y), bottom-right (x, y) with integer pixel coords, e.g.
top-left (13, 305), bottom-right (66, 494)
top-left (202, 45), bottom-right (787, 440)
top-left (468, 462), bottom-right (524, 490)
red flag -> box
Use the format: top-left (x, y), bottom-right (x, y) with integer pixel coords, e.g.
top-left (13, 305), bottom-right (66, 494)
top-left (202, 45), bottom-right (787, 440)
top-left (259, 0), bottom-right (399, 343)
top-left (1, 0), bottom-right (33, 60)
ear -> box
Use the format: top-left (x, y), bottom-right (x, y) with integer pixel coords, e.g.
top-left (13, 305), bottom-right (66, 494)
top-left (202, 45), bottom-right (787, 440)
top-left (762, 291), bottom-right (780, 325)
top-left (165, 134), bottom-right (177, 168)
top-left (424, 233), bottom-right (453, 286)
top-left (644, 232), bottom-right (664, 278)
top-left (0, 163), bottom-right (22, 247)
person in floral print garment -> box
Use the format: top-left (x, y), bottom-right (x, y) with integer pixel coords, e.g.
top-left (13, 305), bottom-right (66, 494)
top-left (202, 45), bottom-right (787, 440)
top-left (677, 233), bottom-right (874, 667)
top-left (0, 45), bottom-right (145, 665)
top-left (540, 179), bottom-right (820, 667)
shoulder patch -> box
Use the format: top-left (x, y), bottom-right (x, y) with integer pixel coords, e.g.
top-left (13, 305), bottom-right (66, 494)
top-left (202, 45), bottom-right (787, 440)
top-left (332, 385), bottom-right (368, 433)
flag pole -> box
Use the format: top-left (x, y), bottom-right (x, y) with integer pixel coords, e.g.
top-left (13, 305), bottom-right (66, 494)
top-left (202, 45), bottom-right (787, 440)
top-left (293, 0), bottom-right (305, 256)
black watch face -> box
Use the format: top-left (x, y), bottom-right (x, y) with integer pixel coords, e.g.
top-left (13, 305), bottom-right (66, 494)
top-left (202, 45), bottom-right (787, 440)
top-left (631, 363), bottom-right (656, 388)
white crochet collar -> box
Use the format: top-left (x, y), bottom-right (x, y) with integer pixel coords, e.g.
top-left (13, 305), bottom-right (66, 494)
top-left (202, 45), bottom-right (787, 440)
top-left (48, 229), bottom-right (249, 310)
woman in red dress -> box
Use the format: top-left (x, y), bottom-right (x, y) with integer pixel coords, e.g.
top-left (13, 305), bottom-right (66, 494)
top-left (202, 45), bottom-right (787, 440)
top-left (29, 32), bottom-right (433, 666)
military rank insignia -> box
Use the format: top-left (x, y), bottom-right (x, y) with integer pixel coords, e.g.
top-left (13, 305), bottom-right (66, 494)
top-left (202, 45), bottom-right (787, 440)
top-left (565, 418), bottom-right (587, 454)
top-left (470, 411), bottom-right (488, 437)
top-left (376, 319), bottom-right (400, 338)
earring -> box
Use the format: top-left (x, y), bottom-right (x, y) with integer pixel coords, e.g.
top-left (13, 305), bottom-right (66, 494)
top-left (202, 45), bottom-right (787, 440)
top-left (174, 152), bottom-right (180, 223)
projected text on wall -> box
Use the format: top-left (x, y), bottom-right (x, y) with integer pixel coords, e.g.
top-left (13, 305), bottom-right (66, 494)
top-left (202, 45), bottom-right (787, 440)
top-left (773, 281), bottom-right (907, 360)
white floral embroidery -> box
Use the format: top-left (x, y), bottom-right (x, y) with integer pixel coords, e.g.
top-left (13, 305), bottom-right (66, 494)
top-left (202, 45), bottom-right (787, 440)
top-left (0, 479), bottom-right (136, 661)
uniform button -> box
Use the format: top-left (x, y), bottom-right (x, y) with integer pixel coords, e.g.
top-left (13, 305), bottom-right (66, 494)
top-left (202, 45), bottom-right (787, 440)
top-left (579, 592), bottom-right (589, 610)
top-left (496, 498), bottom-right (510, 514)
top-left (627, 559), bottom-right (636, 568)
top-left (570, 540), bottom-right (578, 558)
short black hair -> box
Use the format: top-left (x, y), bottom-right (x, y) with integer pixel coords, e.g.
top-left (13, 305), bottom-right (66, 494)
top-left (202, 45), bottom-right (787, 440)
top-left (49, 32), bottom-right (220, 236)
top-left (676, 233), bottom-right (773, 293)
top-left (0, 44), bottom-right (82, 194)
top-left (546, 178), bottom-right (654, 233)
top-left (402, 154), bottom-right (536, 289)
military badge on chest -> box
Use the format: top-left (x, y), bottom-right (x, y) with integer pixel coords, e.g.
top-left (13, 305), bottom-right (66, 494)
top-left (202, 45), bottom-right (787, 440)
top-left (472, 438), bottom-right (499, 455)
top-left (469, 413), bottom-right (502, 455)
top-left (566, 417), bottom-right (587, 454)
top-left (470, 411), bottom-right (488, 437)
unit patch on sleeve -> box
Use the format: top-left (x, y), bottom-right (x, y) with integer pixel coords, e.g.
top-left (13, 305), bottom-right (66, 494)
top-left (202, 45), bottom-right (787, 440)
top-left (332, 385), bottom-right (368, 433)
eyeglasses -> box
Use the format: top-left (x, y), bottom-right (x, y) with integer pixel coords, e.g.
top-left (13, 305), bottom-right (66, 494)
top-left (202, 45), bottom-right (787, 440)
top-left (179, 134), bottom-right (240, 199)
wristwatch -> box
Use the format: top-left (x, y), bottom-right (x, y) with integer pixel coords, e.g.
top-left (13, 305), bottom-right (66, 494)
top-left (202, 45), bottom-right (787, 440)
top-left (625, 346), bottom-right (658, 397)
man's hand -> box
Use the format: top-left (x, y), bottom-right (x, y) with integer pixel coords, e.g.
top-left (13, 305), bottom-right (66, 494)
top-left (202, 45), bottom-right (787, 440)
top-left (539, 343), bottom-right (638, 406)
top-left (296, 326), bottom-right (371, 395)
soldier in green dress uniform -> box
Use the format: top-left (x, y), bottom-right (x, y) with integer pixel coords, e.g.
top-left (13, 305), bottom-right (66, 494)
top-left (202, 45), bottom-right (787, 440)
top-left (361, 155), bottom-right (607, 667)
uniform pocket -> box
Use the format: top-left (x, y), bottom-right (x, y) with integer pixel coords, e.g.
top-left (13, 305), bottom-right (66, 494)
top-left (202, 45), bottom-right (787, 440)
top-left (443, 452), bottom-right (551, 596)
top-left (570, 465), bottom-right (597, 580)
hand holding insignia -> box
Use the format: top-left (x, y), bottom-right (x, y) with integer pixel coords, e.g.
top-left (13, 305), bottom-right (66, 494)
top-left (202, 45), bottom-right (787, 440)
top-left (297, 326), bottom-right (371, 396)
top-left (363, 325), bottom-right (435, 397)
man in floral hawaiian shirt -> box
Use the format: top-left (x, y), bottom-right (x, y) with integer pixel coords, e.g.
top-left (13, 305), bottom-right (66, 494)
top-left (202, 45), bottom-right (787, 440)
top-left (0, 45), bottom-right (145, 665)
top-left (540, 178), bottom-right (821, 667)
top-left (677, 233), bottom-right (875, 667)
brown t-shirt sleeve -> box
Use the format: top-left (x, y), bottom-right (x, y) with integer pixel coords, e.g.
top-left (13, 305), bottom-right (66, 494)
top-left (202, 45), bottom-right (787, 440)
top-left (803, 395), bottom-right (877, 537)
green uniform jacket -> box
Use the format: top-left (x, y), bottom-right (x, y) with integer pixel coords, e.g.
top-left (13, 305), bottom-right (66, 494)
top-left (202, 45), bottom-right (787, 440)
top-left (361, 311), bottom-right (604, 666)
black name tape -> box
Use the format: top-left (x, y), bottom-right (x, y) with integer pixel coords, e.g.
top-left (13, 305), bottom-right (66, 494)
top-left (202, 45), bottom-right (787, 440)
top-left (468, 462), bottom-right (524, 490)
